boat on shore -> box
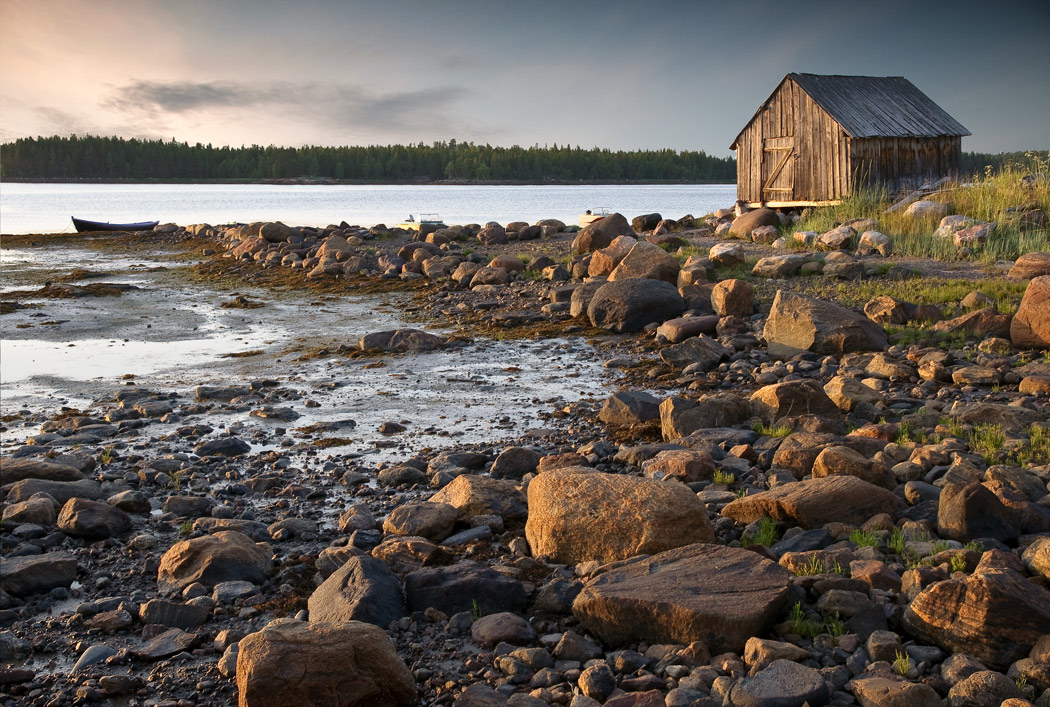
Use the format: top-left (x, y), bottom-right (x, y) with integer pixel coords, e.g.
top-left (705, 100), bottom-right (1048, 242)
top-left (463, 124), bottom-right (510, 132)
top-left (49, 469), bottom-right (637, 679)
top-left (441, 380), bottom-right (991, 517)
top-left (72, 217), bottom-right (159, 233)
top-left (579, 207), bottom-right (610, 227)
top-left (397, 213), bottom-right (446, 235)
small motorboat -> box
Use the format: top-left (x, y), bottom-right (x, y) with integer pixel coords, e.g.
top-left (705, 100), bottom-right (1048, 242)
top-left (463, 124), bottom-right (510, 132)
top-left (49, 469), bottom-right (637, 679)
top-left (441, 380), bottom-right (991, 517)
top-left (72, 217), bottom-right (159, 233)
top-left (579, 207), bottom-right (611, 227)
top-left (397, 213), bottom-right (447, 235)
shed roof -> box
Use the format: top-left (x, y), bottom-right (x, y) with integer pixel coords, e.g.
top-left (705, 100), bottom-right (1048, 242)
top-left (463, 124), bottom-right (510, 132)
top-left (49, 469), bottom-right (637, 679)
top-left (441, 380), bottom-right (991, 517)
top-left (731, 73), bottom-right (970, 148)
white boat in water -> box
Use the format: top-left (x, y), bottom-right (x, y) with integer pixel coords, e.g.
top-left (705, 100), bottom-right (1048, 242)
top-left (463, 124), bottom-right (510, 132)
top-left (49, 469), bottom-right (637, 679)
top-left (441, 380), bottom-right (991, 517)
top-left (578, 207), bottom-right (611, 227)
top-left (397, 213), bottom-right (446, 232)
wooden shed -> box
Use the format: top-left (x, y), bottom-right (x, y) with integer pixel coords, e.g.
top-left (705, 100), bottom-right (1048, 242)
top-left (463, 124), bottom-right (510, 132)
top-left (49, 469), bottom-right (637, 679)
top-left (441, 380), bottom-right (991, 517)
top-left (730, 73), bottom-right (970, 208)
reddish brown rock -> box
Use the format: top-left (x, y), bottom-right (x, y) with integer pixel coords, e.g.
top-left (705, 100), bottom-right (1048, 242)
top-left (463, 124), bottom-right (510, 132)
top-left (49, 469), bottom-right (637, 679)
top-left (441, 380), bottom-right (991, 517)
top-left (641, 449), bottom-right (716, 483)
top-left (851, 677), bottom-right (941, 707)
top-left (572, 212), bottom-right (635, 254)
top-left (157, 530), bottom-right (272, 595)
top-left (903, 562), bottom-right (1050, 670)
top-left (812, 446), bottom-right (894, 489)
top-left (721, 475), bottom-right (905, 529)
top-left (236, 619), bottom-right (416, 707)
top-left (750, 379), bottom-right (841, 424)
top-left (710, 279), bottom-right (754, 317)
top-left (1011, 275), bottom-right (1050, 348)
top-left (572, 543), bottom-right (791, 654)
top-left (429, 475), bottom-right (526, 524)
top-left (1008, 252), bottom-right (1050, 280)
top-left (525, 471), bottom-right (713, 565)
top-left (587, 235), bottom-right (637, 277)
top-left (728, 208), bottom-right (778, 239)
top-left (932, 307), bottom-right (1012, 340)
top-left (763, 290), bottom-right (887, 358)
top-left (608, 241), bottom-right (680, 284)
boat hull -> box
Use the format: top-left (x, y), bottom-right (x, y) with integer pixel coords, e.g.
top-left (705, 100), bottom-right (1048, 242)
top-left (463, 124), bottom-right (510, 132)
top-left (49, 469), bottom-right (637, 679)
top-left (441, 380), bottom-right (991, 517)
top-left (72, 217), bottom-right (159, 233)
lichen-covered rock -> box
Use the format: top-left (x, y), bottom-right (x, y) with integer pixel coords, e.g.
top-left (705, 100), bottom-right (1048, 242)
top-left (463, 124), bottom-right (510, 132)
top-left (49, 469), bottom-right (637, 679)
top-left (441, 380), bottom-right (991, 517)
top-left (764, 290), bottom-right (887, 358)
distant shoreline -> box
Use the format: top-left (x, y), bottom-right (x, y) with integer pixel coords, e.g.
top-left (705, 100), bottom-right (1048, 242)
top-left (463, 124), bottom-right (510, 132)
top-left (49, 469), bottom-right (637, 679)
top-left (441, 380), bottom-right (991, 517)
top-left (2, 177), bottom-right (735, 187)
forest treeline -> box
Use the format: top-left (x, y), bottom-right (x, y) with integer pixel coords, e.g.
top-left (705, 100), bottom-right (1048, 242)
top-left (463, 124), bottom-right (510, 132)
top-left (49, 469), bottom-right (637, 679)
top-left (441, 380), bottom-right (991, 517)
top-left (0, 135), bottom-right (737, 182)
top-left (0, 135), bottom-right (1039, 184)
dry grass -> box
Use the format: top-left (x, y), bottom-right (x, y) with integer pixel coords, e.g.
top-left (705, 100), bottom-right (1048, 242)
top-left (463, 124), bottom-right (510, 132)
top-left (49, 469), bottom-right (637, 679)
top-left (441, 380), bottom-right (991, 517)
top-left (789, 151), bottom-right (1050, 262)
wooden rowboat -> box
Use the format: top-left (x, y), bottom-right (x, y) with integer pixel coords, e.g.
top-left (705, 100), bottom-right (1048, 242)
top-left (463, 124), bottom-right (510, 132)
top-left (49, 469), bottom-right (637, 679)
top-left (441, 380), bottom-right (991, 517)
top-left (72, 217), bottom-right (159, 233)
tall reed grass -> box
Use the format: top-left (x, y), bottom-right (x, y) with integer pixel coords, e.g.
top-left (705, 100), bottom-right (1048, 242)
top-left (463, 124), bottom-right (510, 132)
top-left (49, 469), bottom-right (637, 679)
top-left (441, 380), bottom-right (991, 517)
top-left (788, 151), bottom-right (1050, 262)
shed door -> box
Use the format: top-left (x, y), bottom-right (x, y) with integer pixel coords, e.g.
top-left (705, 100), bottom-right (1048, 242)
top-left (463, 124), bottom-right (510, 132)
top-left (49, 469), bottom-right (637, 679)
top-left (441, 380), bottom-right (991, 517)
top-left (761, 136), bottom-right (794, 201)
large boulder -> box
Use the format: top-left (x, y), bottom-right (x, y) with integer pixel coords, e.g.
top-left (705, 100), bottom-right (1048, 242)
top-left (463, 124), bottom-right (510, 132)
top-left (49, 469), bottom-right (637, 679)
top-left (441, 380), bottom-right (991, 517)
top-left (937, 482), bottom-right (1020, 544)
top-left (57, 498), bottom-right (132, 540)
top-left (659, 335), bottom-right (731, 371)
top-left (750, 379), bottom-right (841, 423)
top-left (588, 235), bottom-right (637, 277)
top-left (359, 329), bottom-right (445, 353)
top-left (236, 619), bottom-right (416, 707)
top-left (525, 471), bottom-right (713, 565)
top-left (1008, 252), bottom-right (1050, 280)
top-left (763, 290), bottom-right (887, 358)
top-left (721, 475), bottom-right (905, 528)
top-left (587, 278), bottom-right (685, 333)
top-left (903, 554), bottom-right (1050, 670)
top-left (725, 660), bottom-right (830, 706)
top-left (259, 221), bottom-right (299, 243)
top-left (157, 530), bottom-right (272, 595)
top-left (0, 552), bottom-right (77, 597)
top-left (729, 208), bottom-right (778, 239)
top-left (631, 213), bottom-right (663, 232)
top-left (0, 458), bottom-right (84, 485)
top-left (307, 556), bottom-right (405, 628)
top-left (608, 242), bottom-right (680, 284)
top-left (711, 279), bottom-right (754, 317)
top-left (403, 561), bottom-right (527, 615)
top-left (1011, 275), bottom-right (1050, 348)
top-left (752, 254), bottom-right (805, 279)
top-left (572, 213), bottom-right (635, 254)
top-left (659, 393), bottom-right (752, 441)
top-left (429, 475), bottom-right (527, 524)
top-left (572, 543), bottom-right (791, 654)
top-left (381, 502), bottom-right (458, 542)
top-left (598, 391), bottom-right (662, 426)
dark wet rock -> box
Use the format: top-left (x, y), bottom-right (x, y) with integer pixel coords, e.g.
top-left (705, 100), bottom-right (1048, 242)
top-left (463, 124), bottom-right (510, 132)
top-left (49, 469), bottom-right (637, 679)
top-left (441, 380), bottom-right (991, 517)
top-left (359, 328), bottom-right (446, 352)
top-left (235, 619), bottom-right (417, 707)
top-left (722, 475), bottom-right (905, 528)
top-left (57, 498), bottom-right (131, 539)
top-left (587, 278), bottom-right (685, 333)
top-left (193, 517), bottom-right (271, 542)
top-left (0, 458), bottom-right (84, 485)
top-left (157, 530), bottom-right (272, 595)
top-left (376, 464), bottom-right (427, 487)
top-left (764, 290), bottom-right (887, 358)
top-left (72, 644), bottom-right (118, 672)
top-left (138, 598), bottom-right (210, 630)
top-left (162, 494), bottom-right (216, 517)
top-left (430, 475), bottom-right (527, 524)
top-left (404, 561), bottom-right (527, 615)
top-left (573, 543), bottom-right (791, 654)
top-left (131, 627), bottom-right (200, 661)
top-left (3, 477), bottom-right (104, 504)
top-left (308, 555), bottom-right (405, 628)
top-left (526, 470), bottom-right (713, 564)
top-left (106, 489), bottom-right (151, 514)
top-left (489, 446), bottom-right (541, 479)
top-left (937, 482), bottom-right (1020, 544)
top-left (0, 551), bottom-right (77, 597)
top-left (724, 659), bottom-right (830, 707)
top-left (598, 391), bottom-right (661, 426)
top-left (470, 612), bottom-right (535, 647)
top-left (194, 437), bottom-right (251, 457)
top-left (578, 663), bottom-right (617, 701)
top-left (903, 552), bottom-right (1050, 670)
top-left (195, 385), bottom-right (252, 402)
top-left (659, 335), bottom-right (731, 371)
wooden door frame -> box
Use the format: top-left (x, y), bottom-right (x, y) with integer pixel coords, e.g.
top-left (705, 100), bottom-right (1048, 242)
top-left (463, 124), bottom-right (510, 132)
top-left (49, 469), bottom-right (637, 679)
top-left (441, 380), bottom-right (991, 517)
top-left (762, 137), bottom-right (795, 201)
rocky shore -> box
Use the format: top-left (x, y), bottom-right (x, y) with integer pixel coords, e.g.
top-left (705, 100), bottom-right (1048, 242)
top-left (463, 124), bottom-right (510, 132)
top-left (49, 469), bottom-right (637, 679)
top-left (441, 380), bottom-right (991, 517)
top-left (2, 195), bottom-right (1050, 707)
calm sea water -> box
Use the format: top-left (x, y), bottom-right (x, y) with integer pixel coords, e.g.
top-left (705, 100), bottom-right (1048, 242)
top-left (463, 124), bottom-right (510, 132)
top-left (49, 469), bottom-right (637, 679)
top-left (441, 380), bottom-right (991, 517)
top-left (0, 182), bottom-right (737, 234)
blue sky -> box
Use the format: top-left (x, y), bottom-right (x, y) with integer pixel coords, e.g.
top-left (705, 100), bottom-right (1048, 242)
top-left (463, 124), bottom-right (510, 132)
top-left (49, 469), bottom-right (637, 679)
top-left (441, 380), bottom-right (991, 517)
top-left (1, 0), bottom-right (1047, 155)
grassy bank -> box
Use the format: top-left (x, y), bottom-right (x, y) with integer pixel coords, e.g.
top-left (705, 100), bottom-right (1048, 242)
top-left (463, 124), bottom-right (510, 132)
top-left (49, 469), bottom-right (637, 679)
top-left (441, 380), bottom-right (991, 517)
top-left (788, 151), bottom-right (1050, 262)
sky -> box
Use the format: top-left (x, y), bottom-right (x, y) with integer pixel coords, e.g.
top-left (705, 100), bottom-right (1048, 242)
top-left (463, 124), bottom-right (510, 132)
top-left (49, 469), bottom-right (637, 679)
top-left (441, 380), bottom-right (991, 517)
top-left (0, 0), bottom-right (1047, 157)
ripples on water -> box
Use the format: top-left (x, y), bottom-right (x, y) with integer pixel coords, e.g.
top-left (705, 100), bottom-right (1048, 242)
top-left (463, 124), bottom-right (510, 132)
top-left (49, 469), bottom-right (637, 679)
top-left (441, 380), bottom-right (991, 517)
top-left (0, 183), bottom-right (737, 234)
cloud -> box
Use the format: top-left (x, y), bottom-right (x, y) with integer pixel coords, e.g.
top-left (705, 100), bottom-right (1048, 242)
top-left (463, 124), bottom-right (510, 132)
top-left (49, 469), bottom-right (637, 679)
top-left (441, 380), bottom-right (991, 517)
top-left (103, 79), bottom-right (482, 140)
